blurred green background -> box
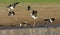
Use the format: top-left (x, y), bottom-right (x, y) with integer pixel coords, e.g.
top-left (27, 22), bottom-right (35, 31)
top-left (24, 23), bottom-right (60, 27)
top-left (0, 0), bottom-right (60, 3)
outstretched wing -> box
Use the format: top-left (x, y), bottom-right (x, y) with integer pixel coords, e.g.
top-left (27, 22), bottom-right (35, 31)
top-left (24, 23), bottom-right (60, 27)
top-left (13, 2), bottom-right (19, 8)
top-left (7, 2), bottom-right (19, 8)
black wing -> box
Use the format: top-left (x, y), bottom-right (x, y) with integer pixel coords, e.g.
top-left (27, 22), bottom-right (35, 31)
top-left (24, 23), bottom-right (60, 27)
top-left (34, 11), bottom-right (37, 17)
top-left (13, 2), bottom-right (19, 8)
top-left (32, 10), bottom-right (35, 15)
top-left (32, 10), bottom-right (37, 17)
top-left (7, 4), bottom-right (12, 8)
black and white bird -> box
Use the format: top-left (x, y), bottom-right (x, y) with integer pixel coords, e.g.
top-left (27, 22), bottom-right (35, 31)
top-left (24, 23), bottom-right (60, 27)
top-left (30, 10), bottom-right (38, 20)
top-left (7, 2), bottom-right (19, 16)
top-left (44, 18), bottom-right (55, 23)
top-left (7, 2), bottom-right (19, 10)
top-left (44, 18), bottom-right (55, 26)
top-left (27, 6), bottom-right (31, 11)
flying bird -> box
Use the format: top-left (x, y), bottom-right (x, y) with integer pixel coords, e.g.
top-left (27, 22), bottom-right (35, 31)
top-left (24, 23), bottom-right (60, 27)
top-left (30, 10), bottom-right (38, 26)
top-left (44, 18), bottom-right (55, 23)
top-left (30, 10), bottom-right (38, 20)
top-left (44, 18), bottom-right (55, 26)
top-left (7, 2), bottom-right (19, 10)
top-left (7, 2), bottom-right (19, 16)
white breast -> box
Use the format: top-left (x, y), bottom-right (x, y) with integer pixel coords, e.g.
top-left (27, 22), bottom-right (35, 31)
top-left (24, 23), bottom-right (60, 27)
top-left (30, 13), bottom-right (38, 19)
top-left (32, 15), bottom-right (38, 19)
top-left (10, 6), bottom-right (14, 10)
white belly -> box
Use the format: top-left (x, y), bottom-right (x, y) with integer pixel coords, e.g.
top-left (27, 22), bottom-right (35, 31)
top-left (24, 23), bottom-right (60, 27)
top-left (30, 13), bottom-right (38, 19)
top-left (10, 6), bottom-right (14, 9)
top-left (32, 15), bottom-right (38, 19)
top-left (8, 6), bottom-right (14, 11)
